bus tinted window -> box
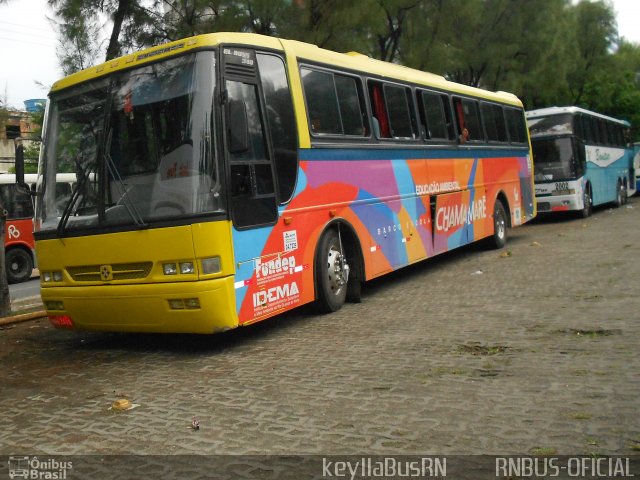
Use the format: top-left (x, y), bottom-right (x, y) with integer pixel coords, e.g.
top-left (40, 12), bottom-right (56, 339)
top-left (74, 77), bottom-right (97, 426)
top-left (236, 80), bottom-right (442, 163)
top-left (301, 68), bottom-right (341, 135)
top-left (580, 115), bottom-right (593, 143)
top-left (227, 80), bottom-right (277, 227)
top-left (334, 75), bottom-right (366, 136)
top-left (454, 97), bottom-right (482, 142)
top-left (419, 91), bottom-right (450, 140)
top-left (257, 53), bottom-right (297, 204)
top-left (302, 68), bottom-right (366, 138)
top-left (482, 103), bottom-right (508, 142)
top-left (384, 85), bottom-right (415, 139)
top-left (528, 114), bottom-right (574, 136)
top-left (367, 81), bottom-right (417, 140)
top-left (505, 108), bottom-right (527, 144)
top-left (0, 184), bottom-right (34, 219)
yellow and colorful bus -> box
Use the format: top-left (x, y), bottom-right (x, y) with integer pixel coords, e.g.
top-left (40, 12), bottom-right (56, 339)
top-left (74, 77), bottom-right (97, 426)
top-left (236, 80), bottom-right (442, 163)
top-left (26, 33), bottom-right (535, 334)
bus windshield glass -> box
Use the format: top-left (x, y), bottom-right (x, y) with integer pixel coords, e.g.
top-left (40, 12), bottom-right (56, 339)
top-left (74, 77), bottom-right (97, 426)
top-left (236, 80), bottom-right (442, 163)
top-left (38, 51), bottom-right (220, 234)
top-left (528, 114), bottom-right (574, 137)
top-left (531, 137), bottom-right (577, 181)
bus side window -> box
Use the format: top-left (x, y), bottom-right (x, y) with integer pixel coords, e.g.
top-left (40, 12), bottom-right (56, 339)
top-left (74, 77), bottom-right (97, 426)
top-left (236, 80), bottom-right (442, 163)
top-left (256, 53), bottom-right (297, 204)
top-left (481, 103), bottom-right (508, 143)
top-left (418, 90), bottom-right (451, 141)
top-left (226, 78), bottom-right (278, 228)
top-left (383, 84), bottom-right (417, 140)
top-left (368, 81), bottom-right (391, 138)
top-left (453, 98), bottom-right (468, 143)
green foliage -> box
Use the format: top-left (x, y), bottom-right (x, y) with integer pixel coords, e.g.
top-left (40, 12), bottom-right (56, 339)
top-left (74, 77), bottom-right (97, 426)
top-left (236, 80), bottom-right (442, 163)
top-left (44, 0), bottom-right (640, 140)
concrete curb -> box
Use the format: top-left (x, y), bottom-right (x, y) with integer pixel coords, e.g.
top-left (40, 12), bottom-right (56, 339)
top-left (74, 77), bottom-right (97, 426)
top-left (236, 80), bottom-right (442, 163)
top-left (0, 309), bottom-right (47, 326)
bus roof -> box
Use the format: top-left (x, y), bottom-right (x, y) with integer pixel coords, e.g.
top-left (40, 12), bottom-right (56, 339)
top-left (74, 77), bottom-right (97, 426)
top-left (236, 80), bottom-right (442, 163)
top-left (526, 106), bottom-right (631, 127)
top-left (51, 32), bottom-right (523, 107)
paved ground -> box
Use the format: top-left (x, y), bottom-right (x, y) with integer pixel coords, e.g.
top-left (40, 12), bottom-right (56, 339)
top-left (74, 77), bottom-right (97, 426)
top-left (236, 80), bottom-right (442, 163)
top-left (0, 197), bottom-right (638, 471)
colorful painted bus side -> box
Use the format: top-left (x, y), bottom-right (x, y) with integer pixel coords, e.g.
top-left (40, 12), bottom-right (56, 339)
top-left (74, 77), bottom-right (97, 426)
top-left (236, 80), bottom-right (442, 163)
top-left (30, 33), bottom-right (534, 333)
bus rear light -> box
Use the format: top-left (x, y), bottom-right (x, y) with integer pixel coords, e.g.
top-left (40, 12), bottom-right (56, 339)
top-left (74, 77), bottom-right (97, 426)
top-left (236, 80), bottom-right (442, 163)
top-left (49, 315), bottom-right (74, 328)
top-left (45, 300), bottom-right (65, 311)
top-left (201, 256), bottom-right (221, 274)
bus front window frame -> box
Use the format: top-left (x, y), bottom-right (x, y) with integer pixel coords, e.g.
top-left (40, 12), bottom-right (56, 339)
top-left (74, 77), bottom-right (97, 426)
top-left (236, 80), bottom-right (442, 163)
top-left (36, 50), bottom-right (223, 237)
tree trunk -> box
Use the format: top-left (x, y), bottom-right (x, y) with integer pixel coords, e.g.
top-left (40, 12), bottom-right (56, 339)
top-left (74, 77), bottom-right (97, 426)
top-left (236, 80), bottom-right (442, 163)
top-left (0, 209), bottom-right (10, 317)
top-left (105, 0), bottom-right (132, 61)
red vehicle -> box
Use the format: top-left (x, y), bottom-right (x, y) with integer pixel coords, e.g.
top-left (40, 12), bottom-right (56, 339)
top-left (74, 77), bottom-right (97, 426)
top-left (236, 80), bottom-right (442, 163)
top-left (1, 176), bottom-right (36, 283)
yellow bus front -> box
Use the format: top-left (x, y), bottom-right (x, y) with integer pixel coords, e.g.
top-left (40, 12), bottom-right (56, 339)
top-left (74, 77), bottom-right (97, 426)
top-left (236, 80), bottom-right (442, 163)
top-left (35, 40), bottom-right (251, 333)
top-left (39, 222), bottom-right (238, 333)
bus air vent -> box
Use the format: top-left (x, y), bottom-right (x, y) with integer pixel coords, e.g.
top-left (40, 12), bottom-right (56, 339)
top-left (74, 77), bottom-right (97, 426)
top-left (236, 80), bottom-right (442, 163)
top-left (67, 262), bottom-right (153, 282)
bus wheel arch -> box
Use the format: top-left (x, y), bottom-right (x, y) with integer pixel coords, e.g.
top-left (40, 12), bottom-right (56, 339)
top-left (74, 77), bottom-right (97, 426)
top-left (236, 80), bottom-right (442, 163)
top-left (5, 246), bottom-right (34, 284)
top-left (313, 220), bottom-right (364, 312)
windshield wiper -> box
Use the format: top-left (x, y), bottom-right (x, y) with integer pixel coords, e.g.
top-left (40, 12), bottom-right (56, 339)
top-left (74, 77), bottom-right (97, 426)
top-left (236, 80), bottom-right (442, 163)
top-left (56, 161), bottom-right (95, 237)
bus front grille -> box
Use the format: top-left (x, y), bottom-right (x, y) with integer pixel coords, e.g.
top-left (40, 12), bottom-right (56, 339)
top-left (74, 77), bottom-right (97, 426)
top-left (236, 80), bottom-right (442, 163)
top-left (67, 262), bottom-right (153, 282)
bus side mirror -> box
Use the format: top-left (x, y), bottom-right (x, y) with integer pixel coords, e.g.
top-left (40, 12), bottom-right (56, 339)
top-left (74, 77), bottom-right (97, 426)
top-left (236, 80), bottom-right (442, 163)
top-left (14, 139), bottom-right (26, 186)
top-left (228, 100), bottom-right (249, 154)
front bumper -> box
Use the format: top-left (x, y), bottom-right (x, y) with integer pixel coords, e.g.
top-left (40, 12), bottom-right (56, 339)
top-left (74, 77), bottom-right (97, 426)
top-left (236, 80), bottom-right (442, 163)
top-left (42, 276), bottom-right (239, 334)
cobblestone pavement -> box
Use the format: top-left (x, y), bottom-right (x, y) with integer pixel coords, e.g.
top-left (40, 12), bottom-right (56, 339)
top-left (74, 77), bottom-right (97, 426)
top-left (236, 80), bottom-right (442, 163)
top-left (1, 198), bottom-right (639, 459)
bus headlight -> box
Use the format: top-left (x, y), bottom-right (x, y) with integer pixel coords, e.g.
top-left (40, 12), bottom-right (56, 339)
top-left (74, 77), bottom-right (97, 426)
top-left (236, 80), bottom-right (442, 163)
top-left (201, 256), bottom-right (221, 274)
top-left (179, 262), bottom-right (195, 274)
top-left (163, 263), bottom-right (178, 275)
top-left (42, 271), bottom-right (63, 282)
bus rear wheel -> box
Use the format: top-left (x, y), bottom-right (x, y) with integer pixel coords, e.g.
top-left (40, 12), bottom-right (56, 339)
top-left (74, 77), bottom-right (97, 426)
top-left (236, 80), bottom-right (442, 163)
top-left (315, 229), bottom-right (349, 313)
top-left (487, 199), bottom-right (508, 249)
top-left (5, 248), bottom-right (34, 284)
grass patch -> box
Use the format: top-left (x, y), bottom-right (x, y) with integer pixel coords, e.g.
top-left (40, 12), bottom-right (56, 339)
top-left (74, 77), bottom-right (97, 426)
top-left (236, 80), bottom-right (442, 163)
top-left (530, 447), bottom-right (557, 456)
top-left (569, 412), bottom-right (592, 420)
top-left (457, 344), bottom-right (509, 356)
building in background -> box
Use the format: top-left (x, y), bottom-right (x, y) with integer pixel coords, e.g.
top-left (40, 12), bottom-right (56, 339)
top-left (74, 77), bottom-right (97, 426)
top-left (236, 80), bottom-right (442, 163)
top-left (0, 99), bottom-right (45, 173)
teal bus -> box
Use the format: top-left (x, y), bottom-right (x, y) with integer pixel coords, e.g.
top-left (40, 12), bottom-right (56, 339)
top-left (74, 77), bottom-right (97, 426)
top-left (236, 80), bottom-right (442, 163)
top-left (526, 106), bottom-right (632, 217)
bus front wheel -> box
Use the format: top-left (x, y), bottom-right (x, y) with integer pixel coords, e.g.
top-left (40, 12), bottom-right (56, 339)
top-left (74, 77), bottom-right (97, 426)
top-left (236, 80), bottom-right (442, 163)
top-left (5, 248), bottom-right (34, 284)
top-left (487, 199), bottom-right (508, 249)
top-left (615, 180), bottom-right (626, 208)
top-left (315, 229), bottom-right (349, 313)
top-left (580, 185), bottom-right (592, 218)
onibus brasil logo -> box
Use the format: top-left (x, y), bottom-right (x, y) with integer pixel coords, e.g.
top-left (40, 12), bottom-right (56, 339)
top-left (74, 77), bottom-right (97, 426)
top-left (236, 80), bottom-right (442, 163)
top-left (8, 456), bottom-right (72, 479)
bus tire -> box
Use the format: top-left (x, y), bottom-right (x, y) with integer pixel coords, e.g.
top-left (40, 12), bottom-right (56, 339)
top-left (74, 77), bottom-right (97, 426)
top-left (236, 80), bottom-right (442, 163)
top-left (615, 180), bottom-right (624, 207)
top-left (315, 229), bottom-right (349, 313)
top-left (5, 248), bottom-right (34, 284)
top-left (580, 184), bottom-right (592, 218)
top-left (487, 199), bottom-right (508, 249)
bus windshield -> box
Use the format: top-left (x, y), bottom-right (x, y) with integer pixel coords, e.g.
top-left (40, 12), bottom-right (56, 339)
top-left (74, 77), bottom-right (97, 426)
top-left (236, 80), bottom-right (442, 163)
top-left (531, 137), bottom-right (578, 181)
top-left (38, 51), bottom-right (220, 234)
top-left (528, 114), bottom-right (574, 137)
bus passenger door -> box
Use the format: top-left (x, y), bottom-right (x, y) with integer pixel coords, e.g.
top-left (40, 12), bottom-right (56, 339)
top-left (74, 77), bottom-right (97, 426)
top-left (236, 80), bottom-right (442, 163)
top-left (221, 47), bottom-right (281, 323)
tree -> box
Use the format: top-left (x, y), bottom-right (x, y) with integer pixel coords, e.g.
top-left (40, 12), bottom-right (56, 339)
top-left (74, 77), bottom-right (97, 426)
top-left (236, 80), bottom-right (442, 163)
top-left (567, 0), bottom-right (617, 105)
top-left (581, 41), bottom-right (640, 140)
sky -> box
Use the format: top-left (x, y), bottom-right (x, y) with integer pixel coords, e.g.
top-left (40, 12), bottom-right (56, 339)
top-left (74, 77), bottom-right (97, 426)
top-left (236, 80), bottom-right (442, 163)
top-left (1, 0), bottom-right (639, 110)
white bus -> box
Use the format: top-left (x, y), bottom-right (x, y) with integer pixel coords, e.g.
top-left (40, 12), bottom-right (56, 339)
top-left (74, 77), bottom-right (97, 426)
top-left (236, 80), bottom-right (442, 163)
top-left (526, 106), bottom-right (632, 217)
